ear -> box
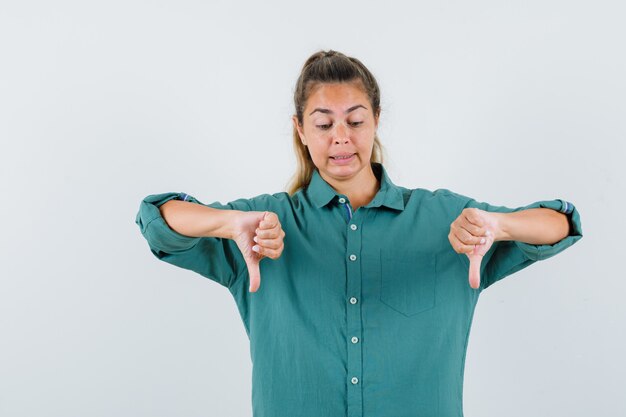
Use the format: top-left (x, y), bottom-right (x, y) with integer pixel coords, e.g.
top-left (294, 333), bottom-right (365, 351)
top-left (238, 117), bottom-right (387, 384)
top-left (292, 115), bottom-right (306, 146)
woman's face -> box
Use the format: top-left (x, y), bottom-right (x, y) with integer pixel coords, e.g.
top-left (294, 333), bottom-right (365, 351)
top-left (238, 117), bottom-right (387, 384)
top-left (293, 81), bottom-right (379, 184)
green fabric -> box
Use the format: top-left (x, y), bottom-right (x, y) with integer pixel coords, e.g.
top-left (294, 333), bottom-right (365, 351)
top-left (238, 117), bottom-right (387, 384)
top-left (135, 162), bottom-right (583, 417)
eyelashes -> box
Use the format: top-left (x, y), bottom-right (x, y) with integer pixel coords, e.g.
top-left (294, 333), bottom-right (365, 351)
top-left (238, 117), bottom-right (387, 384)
top-left (316, 121), bottom-right (363, 130)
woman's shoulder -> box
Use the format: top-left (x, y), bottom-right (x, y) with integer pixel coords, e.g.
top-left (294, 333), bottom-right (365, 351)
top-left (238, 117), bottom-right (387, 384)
top-left (403, 185), bottom-right (472, 202)
top-left (431, 187), bottom-right (472, 202)
top-left (245, 190), bottom-right (303, 212)
top-left (400, 186), bottom-right (474, 214)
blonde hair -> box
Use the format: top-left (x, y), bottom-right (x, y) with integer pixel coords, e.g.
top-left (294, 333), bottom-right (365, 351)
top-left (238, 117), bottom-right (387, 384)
top-left (285, 50), bottom-right (386, 196)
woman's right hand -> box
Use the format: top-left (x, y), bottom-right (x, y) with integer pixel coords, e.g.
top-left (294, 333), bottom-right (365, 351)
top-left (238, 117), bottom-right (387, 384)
top-left (231, 211), bottom-right (285, 293)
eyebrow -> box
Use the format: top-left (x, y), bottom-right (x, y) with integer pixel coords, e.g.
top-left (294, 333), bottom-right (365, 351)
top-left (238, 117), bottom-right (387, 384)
top-left (309, 104), bottom-right (367, 116)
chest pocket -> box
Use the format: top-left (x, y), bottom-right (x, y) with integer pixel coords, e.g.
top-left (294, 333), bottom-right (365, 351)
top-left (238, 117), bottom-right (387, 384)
top-left (379, 249), bottom-right (437, 317)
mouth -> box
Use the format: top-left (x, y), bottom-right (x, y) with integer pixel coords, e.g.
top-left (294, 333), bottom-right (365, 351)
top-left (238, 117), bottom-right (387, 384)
top-left (330, 153), bottom-right (356, 160)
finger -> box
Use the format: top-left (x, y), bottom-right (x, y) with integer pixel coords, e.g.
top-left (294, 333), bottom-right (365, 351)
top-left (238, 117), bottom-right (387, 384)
top-left (458, 221), bottom-right (487, 239)
top-left (251, 243), bottom-right (266, 259)
top-left (456, 228), bottom-right (488, 246)
top-left (452, 240), bottom-right (476, 254)
top-left (467, 251), bottom-right (482, 289)
top-left (259, 212), bottom-right (278, 229)
top-left (449, 231), bottom-right (475, 254)
top-left (245, 252), bottom-right (262, 292)
top-left (256, 225), bottom-right (283, 239)
top-left (451, 218), bottom-right (486, 240)
top-left (257, 245), bottom-right (283, 260)
top-left (255, 227), bottom-right (273, 239)
top-left (253, 235), bottom-right (281, 249)
top-left (463, 208), bottom-right (486, 227)
top-left (453, 228), bottom-right (487, 250)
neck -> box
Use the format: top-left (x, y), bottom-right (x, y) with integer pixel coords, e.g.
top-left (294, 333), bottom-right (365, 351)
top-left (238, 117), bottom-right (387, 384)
top-left (323, 163), bottom-right (381, 210)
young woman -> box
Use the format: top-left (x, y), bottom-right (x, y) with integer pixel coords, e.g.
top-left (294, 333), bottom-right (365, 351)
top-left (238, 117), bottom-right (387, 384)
top-left (135, 50), bottom-right (582, 417)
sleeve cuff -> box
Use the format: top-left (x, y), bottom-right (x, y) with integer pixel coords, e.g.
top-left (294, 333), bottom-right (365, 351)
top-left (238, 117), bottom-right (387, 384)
top-left (135, 192), bottom-right (202, 253)
top-left (512, 199), bottom-right (583, 261)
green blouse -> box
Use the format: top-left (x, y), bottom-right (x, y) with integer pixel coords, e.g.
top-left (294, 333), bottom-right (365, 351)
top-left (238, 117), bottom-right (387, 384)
top-left (135, 162), bottom-right (583, 417)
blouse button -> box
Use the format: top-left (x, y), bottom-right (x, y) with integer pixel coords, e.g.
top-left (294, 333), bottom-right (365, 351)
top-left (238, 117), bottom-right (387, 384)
top-left (351, 377), bottom-right (359, 385)
top-left (349, 254), bottom-right (357, 261)
top-left (351, 336), bottom-right (359, 344)
top-left (338, 197), bottom-right (346, 204)
top-left (349, 297), bottom-right (358, 304)
top-left (350, 224), bottom-right (357, 231)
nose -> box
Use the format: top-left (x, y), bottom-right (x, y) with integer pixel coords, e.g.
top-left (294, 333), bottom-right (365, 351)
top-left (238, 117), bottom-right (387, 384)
top-left (334, 123), bottom-right (349, 143)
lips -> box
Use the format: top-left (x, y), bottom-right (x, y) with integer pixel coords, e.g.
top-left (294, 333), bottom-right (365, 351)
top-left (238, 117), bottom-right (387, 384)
top-left (330, 153), bottom-right (355, 159)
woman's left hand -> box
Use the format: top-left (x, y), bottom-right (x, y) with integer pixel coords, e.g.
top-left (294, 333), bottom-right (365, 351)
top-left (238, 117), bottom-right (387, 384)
top-left (448, 208), bottom-right (501, 289)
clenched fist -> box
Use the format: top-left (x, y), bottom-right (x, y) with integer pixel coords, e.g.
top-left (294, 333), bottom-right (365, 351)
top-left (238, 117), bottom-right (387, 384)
top-left (448, 208), bottom-right (499, 289)
top-left (231, 211), bottom-right (285, 293)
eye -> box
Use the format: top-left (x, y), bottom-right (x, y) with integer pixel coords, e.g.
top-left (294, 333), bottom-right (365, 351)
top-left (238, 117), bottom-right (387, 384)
top-left (316, 121), bottom-right (362, 130)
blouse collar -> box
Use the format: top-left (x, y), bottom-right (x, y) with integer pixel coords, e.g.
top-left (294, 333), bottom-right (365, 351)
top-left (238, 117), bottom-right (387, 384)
top-left (307, 162), bottom-right (405, 211)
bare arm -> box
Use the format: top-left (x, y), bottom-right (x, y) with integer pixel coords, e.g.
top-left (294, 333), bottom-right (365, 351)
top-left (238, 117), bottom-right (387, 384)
top-left (159, 199), bottom-right (241, 240)
top-left (493, 208), bottom-right (570, 244)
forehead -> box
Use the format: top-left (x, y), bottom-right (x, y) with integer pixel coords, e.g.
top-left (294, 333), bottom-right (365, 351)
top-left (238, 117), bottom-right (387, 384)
top-left (306, 82), bottom-right (368, 110)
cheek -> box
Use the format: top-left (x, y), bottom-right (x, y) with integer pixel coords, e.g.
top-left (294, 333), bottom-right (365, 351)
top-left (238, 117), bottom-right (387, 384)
top-left (305, 142), bottom-right (325, 160)
top-left (313, 147), bottom-right (329, 160)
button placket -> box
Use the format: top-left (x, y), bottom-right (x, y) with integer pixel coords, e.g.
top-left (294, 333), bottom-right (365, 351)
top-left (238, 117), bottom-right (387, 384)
top-left (345, 204), bottom-right (363, 416)
top-left (337, 195), bottom-right (353, 222)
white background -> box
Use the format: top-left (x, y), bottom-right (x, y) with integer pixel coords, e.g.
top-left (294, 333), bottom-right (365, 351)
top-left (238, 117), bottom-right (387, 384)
top-left (1, 1), bottom-right (624, 416)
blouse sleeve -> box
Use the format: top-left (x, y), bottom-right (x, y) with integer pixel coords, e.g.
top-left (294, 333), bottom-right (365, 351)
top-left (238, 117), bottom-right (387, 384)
top-left (458, 197), bottom-right (583, 290)
top-left (134, 191), bottom-right (256, 289)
